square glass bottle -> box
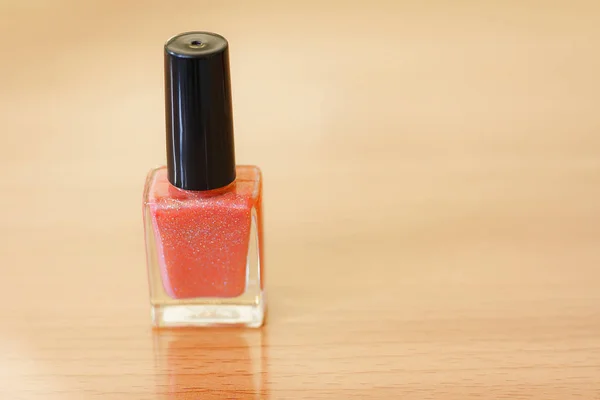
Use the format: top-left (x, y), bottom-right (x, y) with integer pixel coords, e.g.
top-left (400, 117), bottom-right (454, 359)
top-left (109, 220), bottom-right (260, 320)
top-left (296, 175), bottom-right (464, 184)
top-left (143, 32), bottom-right (265, 327)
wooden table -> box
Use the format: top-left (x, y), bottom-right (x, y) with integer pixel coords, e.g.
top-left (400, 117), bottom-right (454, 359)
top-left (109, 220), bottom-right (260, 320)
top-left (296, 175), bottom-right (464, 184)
top-left (1, 1), bottom-right (599, 398)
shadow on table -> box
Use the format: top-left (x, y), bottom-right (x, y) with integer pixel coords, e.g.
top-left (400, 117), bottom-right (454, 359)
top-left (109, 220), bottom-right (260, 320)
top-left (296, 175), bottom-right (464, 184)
top-left (152, 328), bottom-right (268, 399)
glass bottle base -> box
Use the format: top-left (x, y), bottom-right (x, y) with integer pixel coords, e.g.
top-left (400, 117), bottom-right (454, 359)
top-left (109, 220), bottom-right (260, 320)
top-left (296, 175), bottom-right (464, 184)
top-left (151, 293), bottom-right (266, 328)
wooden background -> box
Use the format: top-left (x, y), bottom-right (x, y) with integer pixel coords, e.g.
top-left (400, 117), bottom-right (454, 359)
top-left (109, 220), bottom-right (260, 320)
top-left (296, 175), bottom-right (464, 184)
top-left (0, 1), bottom-right (599, 398)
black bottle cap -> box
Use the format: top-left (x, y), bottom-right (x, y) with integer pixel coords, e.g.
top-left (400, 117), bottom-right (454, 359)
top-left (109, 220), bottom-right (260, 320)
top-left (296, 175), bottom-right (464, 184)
top-left (164, 32), bottom-right (236, 191)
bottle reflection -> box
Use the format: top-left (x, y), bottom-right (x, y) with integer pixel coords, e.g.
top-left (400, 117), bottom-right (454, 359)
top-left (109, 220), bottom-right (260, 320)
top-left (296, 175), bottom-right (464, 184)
top-left (153, 329), bottom-right (268, 399)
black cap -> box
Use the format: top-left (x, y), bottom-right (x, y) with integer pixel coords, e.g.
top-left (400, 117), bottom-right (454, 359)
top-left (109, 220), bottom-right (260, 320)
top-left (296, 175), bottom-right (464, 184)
top-left (164, 32), bottom-right (236, 191)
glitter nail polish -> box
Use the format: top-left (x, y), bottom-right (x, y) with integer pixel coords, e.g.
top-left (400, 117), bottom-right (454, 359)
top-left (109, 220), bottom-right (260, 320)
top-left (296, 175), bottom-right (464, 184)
top-left (143, 32), bottom-right (265, 328)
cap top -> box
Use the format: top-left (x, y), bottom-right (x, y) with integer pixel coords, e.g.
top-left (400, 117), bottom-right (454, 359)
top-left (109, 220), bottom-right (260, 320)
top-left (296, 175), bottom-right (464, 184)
top-left (165, 32), bottom-right (228, 59)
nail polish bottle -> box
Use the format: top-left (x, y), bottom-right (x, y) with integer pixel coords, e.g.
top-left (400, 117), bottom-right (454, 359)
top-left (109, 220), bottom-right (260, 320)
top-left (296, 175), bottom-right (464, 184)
top-left (143, 32), bottom-right (265, 328)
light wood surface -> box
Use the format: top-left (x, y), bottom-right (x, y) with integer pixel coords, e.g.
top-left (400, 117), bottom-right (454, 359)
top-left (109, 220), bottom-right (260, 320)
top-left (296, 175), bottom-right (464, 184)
top-left (1, 1), bottom-right (599, 398)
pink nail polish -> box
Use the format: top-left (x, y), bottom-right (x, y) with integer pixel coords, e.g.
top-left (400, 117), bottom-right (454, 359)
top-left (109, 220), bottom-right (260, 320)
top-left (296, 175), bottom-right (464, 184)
top-left (143, 32), bottom-right (265, 328)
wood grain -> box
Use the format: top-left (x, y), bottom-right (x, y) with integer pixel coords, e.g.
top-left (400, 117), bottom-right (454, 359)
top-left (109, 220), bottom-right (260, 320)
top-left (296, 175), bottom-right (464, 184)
top-left (0, 1), bottom-right (599, 398)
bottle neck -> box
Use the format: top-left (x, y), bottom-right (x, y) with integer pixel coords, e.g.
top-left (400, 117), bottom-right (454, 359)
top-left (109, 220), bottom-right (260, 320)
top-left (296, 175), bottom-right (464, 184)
top-left (167, 178), bottom-right (236, 199)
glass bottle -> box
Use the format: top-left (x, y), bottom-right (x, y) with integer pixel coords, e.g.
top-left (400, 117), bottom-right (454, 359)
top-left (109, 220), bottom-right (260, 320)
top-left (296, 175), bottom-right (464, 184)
top-left (143, 32), bottom-right (265, 327)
